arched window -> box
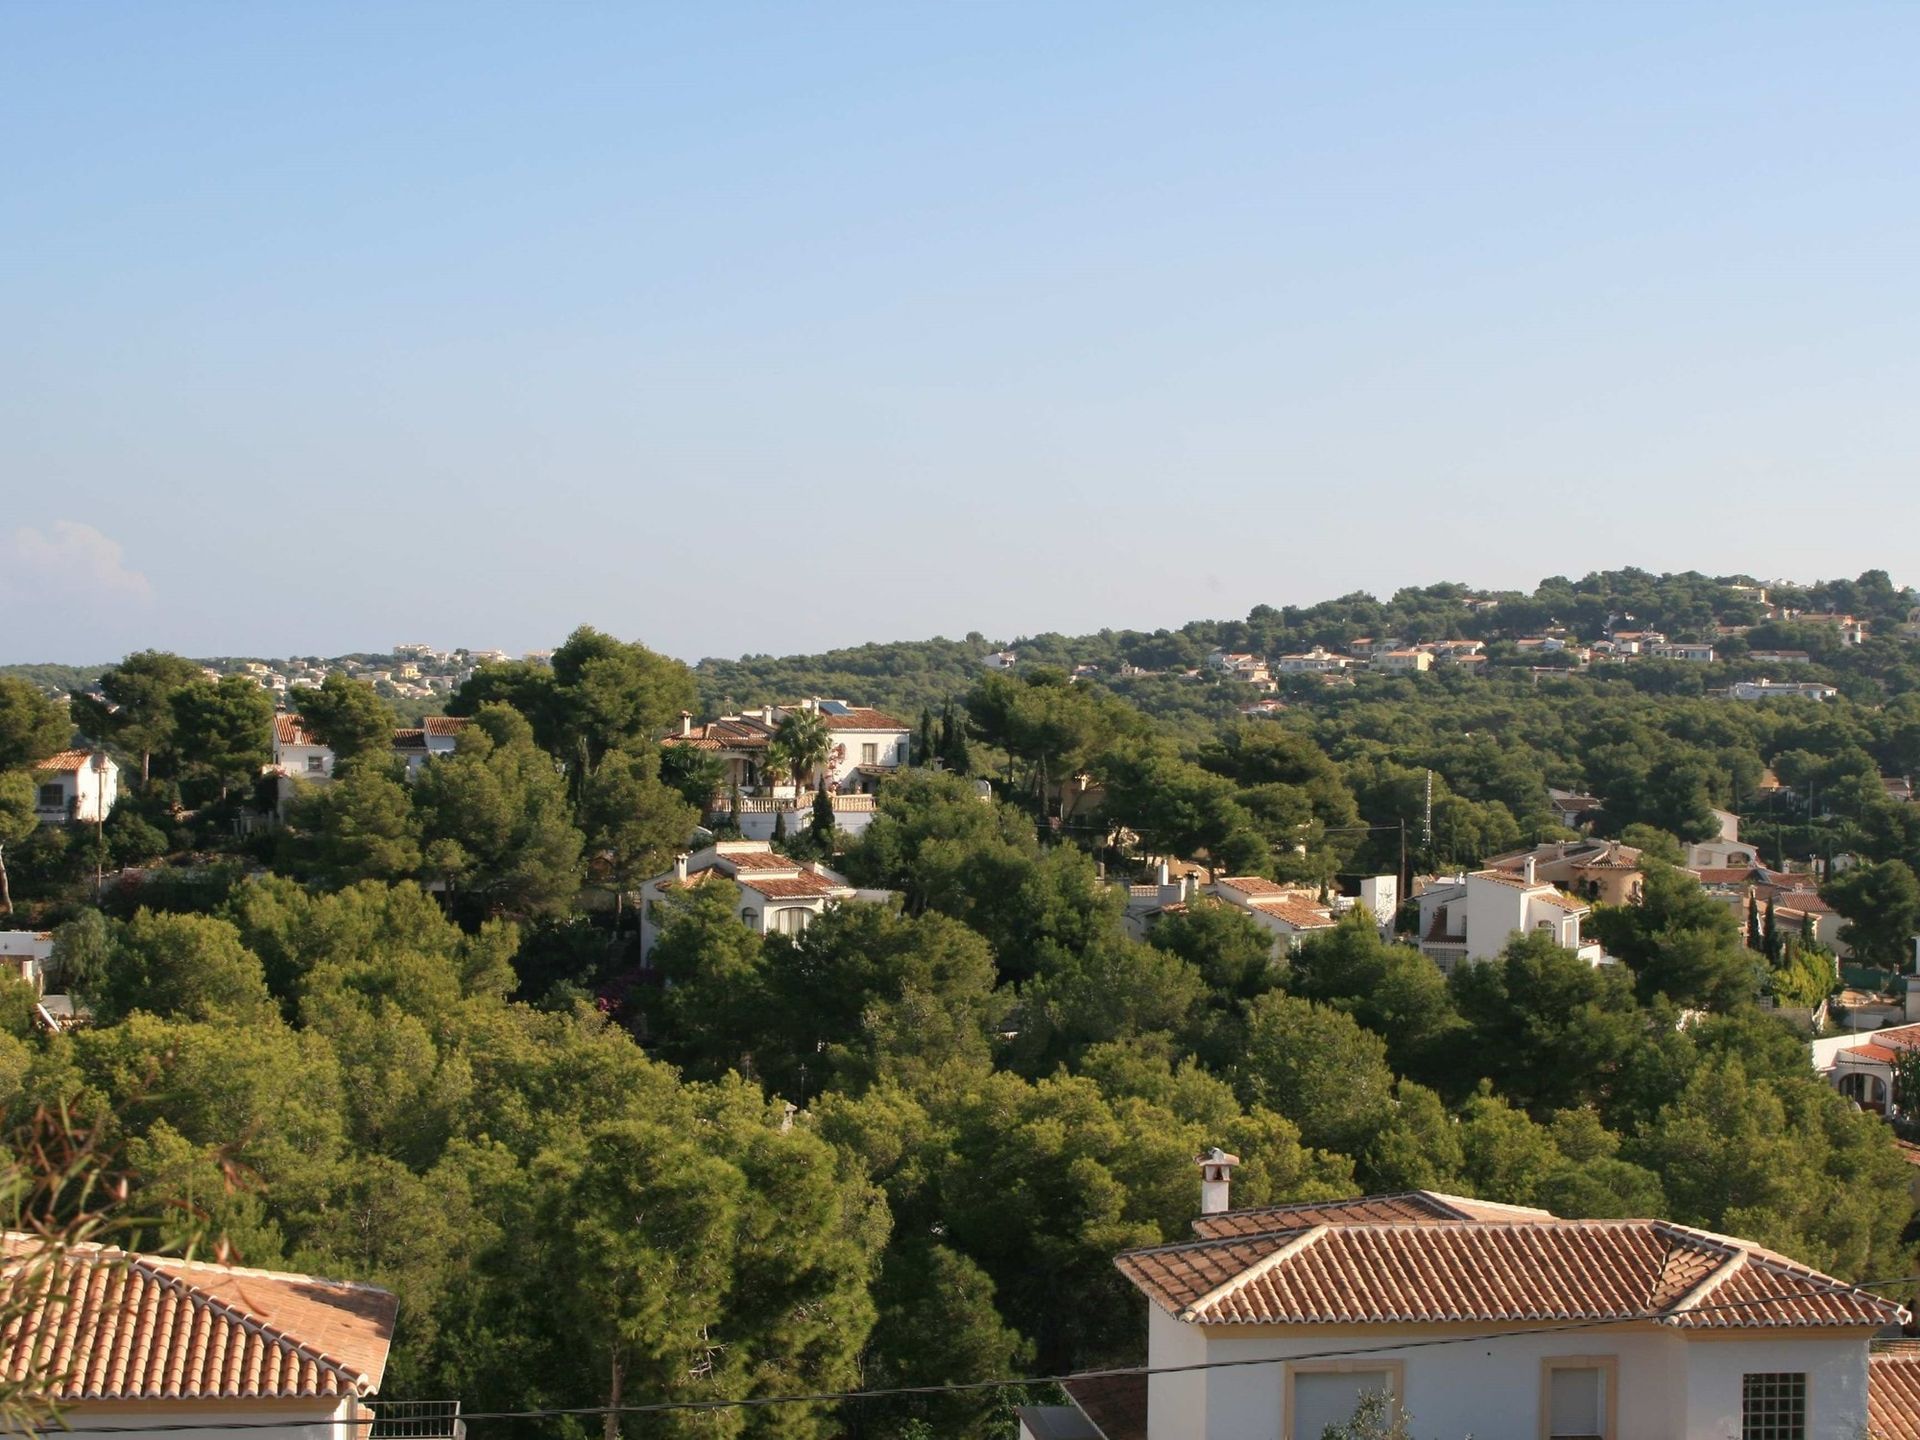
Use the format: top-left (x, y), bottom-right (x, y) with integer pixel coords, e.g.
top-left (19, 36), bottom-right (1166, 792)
top-left (741, 907), bottom-right (759, 930)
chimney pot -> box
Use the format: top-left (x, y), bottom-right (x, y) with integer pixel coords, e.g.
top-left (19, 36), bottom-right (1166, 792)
top-left (1196, 1146), bottom-right (1241, 1215)
top-left (1523, 856), bottom-right (1538, 886)
top-left (673, 853), bottom-right (689, 884)
top-left (1158, 859), bottom-right (1170, 886)
top-left (679, 711), bottom-right (693, 737)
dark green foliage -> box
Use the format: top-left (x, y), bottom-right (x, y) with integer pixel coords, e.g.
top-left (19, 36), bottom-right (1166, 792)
top-left (0, 677), bottom-right (71, 770)
top-left (295, 673), bottom-right (395, 770)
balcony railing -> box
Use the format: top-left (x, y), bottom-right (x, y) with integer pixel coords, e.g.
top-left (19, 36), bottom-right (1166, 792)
top-left (368, 1400), bottom-right (464, 1440)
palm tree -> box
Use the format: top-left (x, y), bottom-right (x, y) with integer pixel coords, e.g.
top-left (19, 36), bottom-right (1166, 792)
top-left (772, 709), bottom-right (833, 793)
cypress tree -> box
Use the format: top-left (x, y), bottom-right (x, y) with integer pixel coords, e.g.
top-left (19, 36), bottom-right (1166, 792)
top-left (917, 708), bottom-right (935, 766)
top-left (1746, 893), bottom-right (1761, 951)
top-left (772, 807), bottom-right (788, 847)
top-left (1763, 894), bottom-right (1779, 962)
top-left (811, 787), bottom-right (835, 847)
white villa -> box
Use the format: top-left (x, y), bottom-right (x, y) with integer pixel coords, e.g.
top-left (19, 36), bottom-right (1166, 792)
top-left (1021, 1160), bottom-right (1911, 1440)
top-left (636, 841), bottom-right (862, 962)
top-left (664, 699), bottom-right (911, 840)
top-left (1416, 862), bottom-right (1602, 971)
top-left (31, 750), bottom-right (118, 825)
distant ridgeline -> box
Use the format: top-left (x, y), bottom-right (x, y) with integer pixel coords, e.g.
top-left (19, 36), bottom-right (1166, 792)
top-left (7, 568), bottom-right (1917, 726)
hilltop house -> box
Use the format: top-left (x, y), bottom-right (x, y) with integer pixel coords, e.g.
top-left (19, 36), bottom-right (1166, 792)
top-left (31, 750), bottom-right (118, 825)
top-left (0, 1235), bottom-right (416, 1440)
top-left (1731, 680), bottom-right (1838, 702)
top-left (664, 699), bottom-right (911, 839)
top-left (636, 841), bottom-right (861, 962)
top-left (1416, 863), bottom-right (1603, 971)
top-left (1484, 840), bottom-right (1644, 906)
top-left (1022, 1160), bottom-right (1911, 1440)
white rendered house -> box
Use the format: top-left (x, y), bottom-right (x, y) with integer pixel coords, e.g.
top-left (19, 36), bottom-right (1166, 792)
top-left (31, 750), bottom-right (118, 825)
top-left (637, 841), bottom-right (859, 963)
top-left (1024, 1165), bottom-right (1910, 1440)
top-left (1417, 863), bottom-right (1602, 972)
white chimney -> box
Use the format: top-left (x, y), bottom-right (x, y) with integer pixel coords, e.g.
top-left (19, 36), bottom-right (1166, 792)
top-left (1158, 859), bottom-right (1170, 886)
top-left (679, 711), bottom-right (693, 737)
top-left (673, 853), bottom-right (689, 884)
top-left (1197, 1147), bottom-right (1240, 1215)
top-left (1181, 873), bottom-right (1195, 902)
top-left (762, 704), bottom-right (776, 725)
top-left (1523, 856), bottom-right (1537, 886)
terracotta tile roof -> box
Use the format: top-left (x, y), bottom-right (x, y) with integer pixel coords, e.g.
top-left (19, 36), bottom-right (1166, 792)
top-left (1117, 1211), bottom-right (1902, 1330)
top-left (1896, 1141), bottom-right (1920, 1168)
top-left (1468, 868), bottom-right (1536, 889)
top-left (1216, 876), bottom-right (1292, 898)
top-left (1845, 1043), bottom-right (1903, 1064)
top-left (1061, 1373), bottom-right (1147, 1440)
top-left (1531, 891), bottom-right (1589, 913)
top-left (421, 715), bottom-right (469, 737)
top-left (1691, 867), bottom-right (1763, 886)
top-left (1247, 896), bottom-right (1337, 929)
top-left (736, 872), bottom-right (842, 899)
top-left (273, 715), bottom-right (317, 747)
top-left (1872, 1348), bottom-right (1920, 1440)
top-left (720, 850), bottom-right (802, 871)
top-left (29, 751), bottom-right (93, 774)
top-left (821, 708), bottom-right (908, 731)
top-left (0, 1240), bottom-right (396, 1400)
top-left (390, 729), bottom-right (427, 752)
top-left (1193, 1191), bottom-right (1540, 1239)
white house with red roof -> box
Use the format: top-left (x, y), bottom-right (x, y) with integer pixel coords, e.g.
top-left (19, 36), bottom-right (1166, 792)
top-left (1417, 863), bottom-right (1603, 971)
top-left (30, 750), bottom-right (118, 825)
top-left (1, 1234), bottom-right (421, 1440)
top-left (636, 840), bottom-right (860, 962)
top-left (1206, 877), bottom-right (1339, 953)
top-left (1023, 1160), bottom-right (1908, 1440)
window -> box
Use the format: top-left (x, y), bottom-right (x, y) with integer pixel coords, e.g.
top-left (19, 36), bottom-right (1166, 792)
top-left (741, 907), bottom-right (759, 930)
top-left (1541, 1357), bottom-right (1615, 1440)
top-left (773, 907), bottom-right (812, 936)
top-left (1742, 1373), bottom-right (1806, 1440)
top-left (861, 743), bottom-right (878, 765)
top-left (895, 741), bottom-right (908, 763)
top-left (307, 755), bottom-right (325, 773)
top-left (1286, 1362), bottom-right (1402, 1440)
top-left (37, 784), bottom-right (63, 809)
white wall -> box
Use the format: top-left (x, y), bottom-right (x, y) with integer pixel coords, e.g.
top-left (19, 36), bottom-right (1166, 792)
top-left (1150, 1322), bottom-right (1873, 1440)
top-left (57, 1398), bottom-right (362, 1440)
top-left (825, 729), bottom-right (910, 787)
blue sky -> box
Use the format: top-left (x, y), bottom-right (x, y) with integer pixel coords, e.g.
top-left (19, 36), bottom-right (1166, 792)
top-left (4, 2), bottom-right (1917, 664)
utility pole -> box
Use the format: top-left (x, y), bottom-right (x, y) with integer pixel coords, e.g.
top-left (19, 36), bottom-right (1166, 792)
top-left (1423, 769), bottom-right (1434, 867)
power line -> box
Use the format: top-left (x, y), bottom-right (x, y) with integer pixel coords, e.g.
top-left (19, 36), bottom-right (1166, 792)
top-left (34, 1272), bottom-right (1920, 1434)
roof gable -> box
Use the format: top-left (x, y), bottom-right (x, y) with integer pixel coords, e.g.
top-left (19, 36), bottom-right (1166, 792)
top-left (1, 1241), bottom-right (397, 1401)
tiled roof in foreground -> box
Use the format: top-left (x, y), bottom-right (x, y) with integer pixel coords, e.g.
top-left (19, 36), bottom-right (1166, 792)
top-left (1120, 1199), bottom-right (1903, 1331)
top-left (1871, 1344), bottom-right (1920, 1440)
top-left (1192, 1190), bottom-right (1552, 1239)
top-left (0, 1238), bottom-right (397, 1401)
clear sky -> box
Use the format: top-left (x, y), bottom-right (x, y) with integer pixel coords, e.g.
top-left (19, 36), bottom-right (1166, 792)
top-left (4, 2), bottom-right (1917, 665)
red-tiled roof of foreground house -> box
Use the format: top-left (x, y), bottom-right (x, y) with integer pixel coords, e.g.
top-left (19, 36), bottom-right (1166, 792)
top-left (1192, 1190), bottom-right (1553, 1239)
top-left (421, 716), bottom-right (469, 737)
top-left (1120, 1199), bottom-right (1903, 1331)
top-left (1872, 1343), bottom-right (1920, 1440)
top-left (273, 715), bottom-right (316, 747)
top-left (0, 1237), bottom-right (396, 1401)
